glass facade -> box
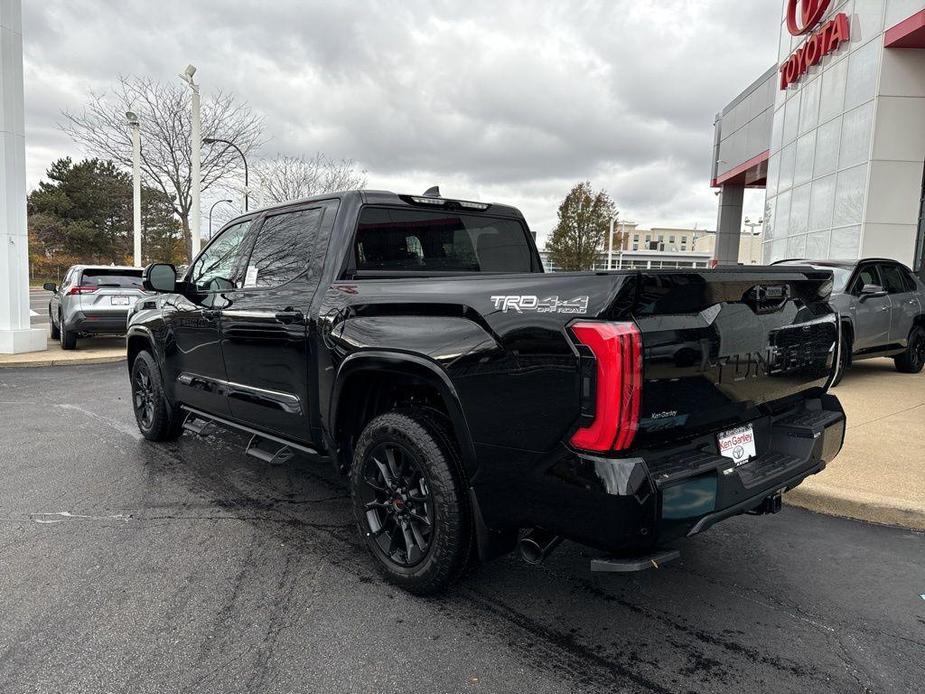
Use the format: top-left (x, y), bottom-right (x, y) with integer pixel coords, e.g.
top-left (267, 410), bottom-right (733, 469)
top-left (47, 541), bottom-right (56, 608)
top-left (764, 0), bottom-right (887, 262)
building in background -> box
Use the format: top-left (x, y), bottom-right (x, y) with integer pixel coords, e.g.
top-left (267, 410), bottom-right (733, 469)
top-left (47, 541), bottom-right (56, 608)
top-left (539, 223), bottom-right (766, 271)
top-left (712, 0), bottom-right (925, 278)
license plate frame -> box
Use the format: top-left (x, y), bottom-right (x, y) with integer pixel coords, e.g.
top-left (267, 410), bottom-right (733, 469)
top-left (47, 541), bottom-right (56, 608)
top-left (717, 424), bottom-right (756, 466)
top-left (110, 296), bottom-right (130, 306)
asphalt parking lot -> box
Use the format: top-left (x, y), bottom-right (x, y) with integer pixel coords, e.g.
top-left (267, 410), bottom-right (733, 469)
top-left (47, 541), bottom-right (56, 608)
top-left (1, 363), bottom-right (923, 693)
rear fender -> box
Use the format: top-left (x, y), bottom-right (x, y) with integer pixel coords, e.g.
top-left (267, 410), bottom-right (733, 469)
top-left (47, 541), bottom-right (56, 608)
top-left (329, 351), bottom-right (478, 480)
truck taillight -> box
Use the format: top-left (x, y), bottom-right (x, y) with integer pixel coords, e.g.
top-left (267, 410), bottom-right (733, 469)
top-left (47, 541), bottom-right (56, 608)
top-left (569, 321), bottom-right (642, 453)
top-left (67, 286), bottom-right (98, 295)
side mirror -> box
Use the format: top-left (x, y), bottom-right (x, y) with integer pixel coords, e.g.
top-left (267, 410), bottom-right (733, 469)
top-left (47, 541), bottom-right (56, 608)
top-left (143, 263), bottom-right (177, 293)
top-left (860, 283), bottom-right (887, 300)
top-left (42, 282), bottom-right (57, 292)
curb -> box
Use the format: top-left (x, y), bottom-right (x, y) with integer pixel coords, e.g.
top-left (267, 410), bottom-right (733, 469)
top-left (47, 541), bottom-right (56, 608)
top-left (785, 484), bottom-right (925, 532)
top-left (0, 355), bottom-right (125, 368)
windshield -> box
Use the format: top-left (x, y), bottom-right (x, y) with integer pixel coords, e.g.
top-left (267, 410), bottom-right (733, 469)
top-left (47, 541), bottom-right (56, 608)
top-left (829, 267), bottom-right (852, 292)
top-left (354, 207), bottom-right (534, 274)
top-left (80, 268), bottom-right (144, 289)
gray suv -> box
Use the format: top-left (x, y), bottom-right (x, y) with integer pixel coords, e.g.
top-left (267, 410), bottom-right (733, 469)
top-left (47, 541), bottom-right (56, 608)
top-left (775, 258), bottom-right (925, 384)
top-left (43, 265), bottom-right (145, 350)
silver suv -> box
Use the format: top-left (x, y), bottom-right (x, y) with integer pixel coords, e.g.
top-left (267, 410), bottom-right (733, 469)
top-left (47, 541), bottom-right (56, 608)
top-left (775, 258), bottom-right (925, 385)
top-left (43, 265), bottom-right (145, 350)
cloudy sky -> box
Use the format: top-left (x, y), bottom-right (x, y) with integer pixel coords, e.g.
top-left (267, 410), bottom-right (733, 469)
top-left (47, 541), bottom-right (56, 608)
top-left (22, 0), bottom-right (779, 244)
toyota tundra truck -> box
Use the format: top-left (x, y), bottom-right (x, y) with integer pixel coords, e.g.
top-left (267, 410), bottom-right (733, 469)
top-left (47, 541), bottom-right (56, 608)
top-left (127, 189), bottom-right (845, 594)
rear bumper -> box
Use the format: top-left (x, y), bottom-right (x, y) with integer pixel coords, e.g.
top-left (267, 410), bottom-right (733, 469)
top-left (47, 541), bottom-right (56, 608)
top-left (65, 311), bottom-right (130, 335)
top-left (471, 394), bottom-right (845, 554)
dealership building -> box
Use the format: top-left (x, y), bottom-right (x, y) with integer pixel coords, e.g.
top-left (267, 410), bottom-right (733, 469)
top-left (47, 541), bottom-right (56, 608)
top-left (711, 0), bottom-right (925, 277)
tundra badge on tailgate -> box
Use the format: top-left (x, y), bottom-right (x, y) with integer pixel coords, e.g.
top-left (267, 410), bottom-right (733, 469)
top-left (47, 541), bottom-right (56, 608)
top-left (490, 295), bottom-right (590, 314)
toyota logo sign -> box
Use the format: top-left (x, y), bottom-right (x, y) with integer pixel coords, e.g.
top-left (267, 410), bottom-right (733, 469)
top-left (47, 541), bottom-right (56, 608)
top-left (787, 0), bottom-right (832, 36)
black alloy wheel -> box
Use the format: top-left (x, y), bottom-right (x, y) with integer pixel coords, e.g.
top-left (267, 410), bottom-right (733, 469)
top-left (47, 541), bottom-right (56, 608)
top-left (133, 364), bottom-right (156, 431)
top-left (896, 326), bottom-right (925, 374)
top-left (130, 350), bottom-right (184, 441)
top-left (350, 411), bottom-right (470, 594)
top-left (359, 442), bottom-right (434, 567)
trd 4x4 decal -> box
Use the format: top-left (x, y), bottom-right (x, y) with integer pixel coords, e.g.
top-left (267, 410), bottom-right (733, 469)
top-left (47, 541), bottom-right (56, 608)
top-left (490, 295), bottom-right (590, 314)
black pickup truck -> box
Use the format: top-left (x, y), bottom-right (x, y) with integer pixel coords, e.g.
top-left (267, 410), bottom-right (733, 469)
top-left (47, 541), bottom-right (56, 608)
top-left (128, 189), bottom-right (845, 593)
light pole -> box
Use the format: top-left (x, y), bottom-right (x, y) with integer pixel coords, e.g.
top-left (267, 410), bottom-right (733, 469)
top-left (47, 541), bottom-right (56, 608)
top-left (204, 137), bottom-right (249, 211)
top-left (179, 64), bottom-right (201, 258)
top-left (607, 217), bottom-right (617, 271)
top-left (126, 111), bottom-right (142, 266)
top-left (744, 217), bottom-right (764, 264)
top-left (209, 199), bottom-right (233, 238)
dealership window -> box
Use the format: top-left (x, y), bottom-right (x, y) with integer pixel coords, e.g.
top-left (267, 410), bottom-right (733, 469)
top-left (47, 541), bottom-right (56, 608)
top-left (833, 164), bottom-right (867, 228)
top-left (809, 174), bottom-right (836, 232)
top-left (806, 230), bottom-right (830, 259)
top-left (813, 116), bottom-right (842, 178)
top-left (839, 102), bottom-right (874, 170)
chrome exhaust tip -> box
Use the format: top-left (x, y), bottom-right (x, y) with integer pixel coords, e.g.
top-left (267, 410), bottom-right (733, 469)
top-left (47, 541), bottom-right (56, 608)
top-left (518, 529), bottom-right (562, 565)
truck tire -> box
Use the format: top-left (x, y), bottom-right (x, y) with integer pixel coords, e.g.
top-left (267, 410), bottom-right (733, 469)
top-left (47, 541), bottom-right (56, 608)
top-left (49, 310), bottom-right (60, 340)
top-left (350, 410), bottom-right (470, 594)
top-left (130, 350), bottom-right (184, 441)
top-left (59, 318), bottom-right (77, 350)
top-left (895, 325), bottom-right (925, 374)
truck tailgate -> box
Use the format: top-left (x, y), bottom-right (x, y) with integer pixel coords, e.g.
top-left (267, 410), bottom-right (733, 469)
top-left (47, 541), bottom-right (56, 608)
top-left (629, 268), bottom-right (838, 449)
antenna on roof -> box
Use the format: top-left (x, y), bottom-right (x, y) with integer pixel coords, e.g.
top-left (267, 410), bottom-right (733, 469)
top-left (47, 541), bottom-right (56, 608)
top-left (422, 186), bottom-right (441, 198)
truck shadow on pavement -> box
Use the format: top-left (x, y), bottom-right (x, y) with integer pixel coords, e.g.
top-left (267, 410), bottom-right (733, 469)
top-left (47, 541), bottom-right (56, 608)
top-left (125, 423), bottom-right (922, 694)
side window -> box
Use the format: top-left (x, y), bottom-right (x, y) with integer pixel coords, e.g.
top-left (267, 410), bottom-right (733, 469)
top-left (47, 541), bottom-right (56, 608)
top-left (902, 268), bottom-right (920, 292)
top-left (879, 264), bottom-right (908, 294)
top-left (190, 220), bottom-right (252, 292)
top-left (243, 208), bottom-right (323, 288)
top-left (850, 265), bottom-right (880, 295)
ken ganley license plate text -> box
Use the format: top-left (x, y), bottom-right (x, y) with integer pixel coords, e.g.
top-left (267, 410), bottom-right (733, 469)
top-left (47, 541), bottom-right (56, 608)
top-left (717, 424), bottom-right (756, 466)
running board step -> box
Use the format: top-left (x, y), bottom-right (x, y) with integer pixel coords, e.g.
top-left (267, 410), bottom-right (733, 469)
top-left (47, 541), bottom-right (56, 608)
top-left (182, 413), bottom-right (213, 436)
top-left (245, 434), bottom-right (296, 466)
top-left (590, 549), bottom-right (681, 573)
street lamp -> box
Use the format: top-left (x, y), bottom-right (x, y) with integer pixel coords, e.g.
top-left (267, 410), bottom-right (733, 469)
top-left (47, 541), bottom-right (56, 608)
top-left (744, 217), bottom-right (764, 264)
top-left (125, 111), bottom-right (142, 266)
top-left (179, 64), bottom-right (201, 258)
top-left (203, 137), bottom-right (249, 211)
top-left (209, 199), bottom-right (234, 238)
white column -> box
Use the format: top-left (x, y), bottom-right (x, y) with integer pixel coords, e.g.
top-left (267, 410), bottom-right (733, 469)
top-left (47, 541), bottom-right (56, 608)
top-left (190, 84), bottom-right (201, 258)
top-left (0, 0), bottom-right (46, 354)
top-left (131, 122), bottom-right (141, 266)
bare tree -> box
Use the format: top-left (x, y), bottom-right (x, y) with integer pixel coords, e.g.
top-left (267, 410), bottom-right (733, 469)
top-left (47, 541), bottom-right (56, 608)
top-left (254, 153), bottom-right (367, 204)
top-left (61, 75), bottom-right (264, 260)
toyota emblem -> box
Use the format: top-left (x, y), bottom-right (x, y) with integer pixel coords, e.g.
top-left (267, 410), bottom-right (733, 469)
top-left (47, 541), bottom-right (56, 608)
top-left (786, 0), bottom-right (832, 36)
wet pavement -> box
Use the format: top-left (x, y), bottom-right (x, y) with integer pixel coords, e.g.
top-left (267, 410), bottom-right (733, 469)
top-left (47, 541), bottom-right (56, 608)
top-left (1, 363), bottom-right (922, 693)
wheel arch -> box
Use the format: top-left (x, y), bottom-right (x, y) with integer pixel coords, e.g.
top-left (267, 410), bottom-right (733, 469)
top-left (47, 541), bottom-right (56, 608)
top-left (329, 351), bottom-right (477, 480)
top-left (840, 316), bottom-right (855, 365)
top-left (127, 328), bottom-right (154, 368)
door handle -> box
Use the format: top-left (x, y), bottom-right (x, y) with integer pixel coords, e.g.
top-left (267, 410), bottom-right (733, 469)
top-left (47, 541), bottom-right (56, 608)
top-left (274, 310), bottom-right (304, 325)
